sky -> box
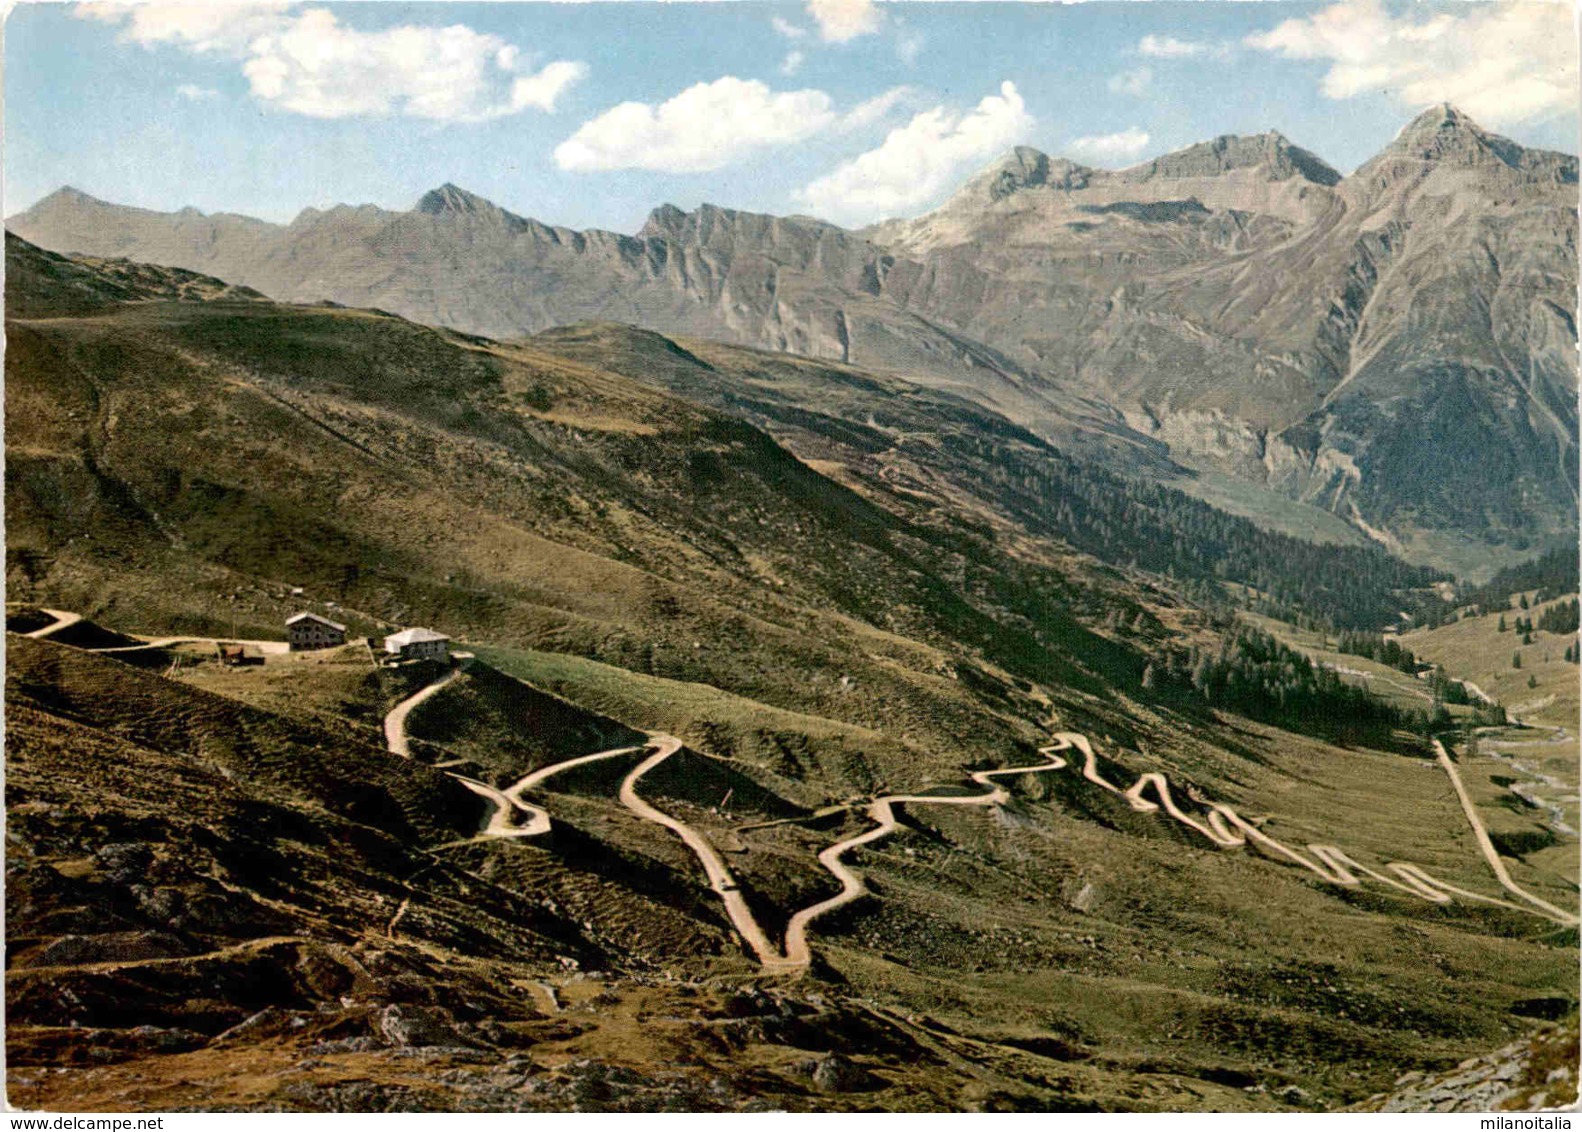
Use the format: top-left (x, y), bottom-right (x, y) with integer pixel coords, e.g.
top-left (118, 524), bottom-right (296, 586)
top-left (6, 0), bottom-right (1578, 232)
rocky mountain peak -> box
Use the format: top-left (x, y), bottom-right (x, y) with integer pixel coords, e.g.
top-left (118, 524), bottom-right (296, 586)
top-left (288, 202), bottom-right (393, 229)
top-left (639, 202), bottom-right (840, 246)
top-left (987, 146), bottom-right (1050, 190)
top-left (983, 146), bottom-right (1051, 197)
top-left (1123, 132), bottom-right (1342, 186)
top-left (1372, 103), bottom-right (1544, 172)
top-left (953, 147), bottom-right (1096, 207)
top-left (639, 202), bottom-right (689, 240)
top-left (415, 183), bottom-right (502, 218)
top-left (639, 201), bottom-right (708, 240)
top-left (1392, 102), bottom-right (1480, 147)
top-left (45, 185), bottom-right (100, 205)
top-left (20, 186), bottom-right (109, 216)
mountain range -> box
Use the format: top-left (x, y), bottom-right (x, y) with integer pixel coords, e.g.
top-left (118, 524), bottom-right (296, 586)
top-left (9, 104), bottom-right (1578, 578)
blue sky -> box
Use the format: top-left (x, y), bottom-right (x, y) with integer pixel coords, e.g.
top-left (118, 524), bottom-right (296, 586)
top-left (6, 1), bottom-right (1577, 232)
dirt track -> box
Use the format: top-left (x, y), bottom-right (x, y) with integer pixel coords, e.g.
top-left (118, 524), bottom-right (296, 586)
top-left (1431, 739), bottom-right (1577, 923)
top-left (383, 668), bottom-right (464, 757)
top-left (779, 739), bottom-right (1077, 966)
top-left (340, 673), bottom-right (1582, 967)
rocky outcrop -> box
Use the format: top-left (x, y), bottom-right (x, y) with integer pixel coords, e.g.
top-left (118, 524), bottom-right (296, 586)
top-left (1356, 1018), bottom-right (1579, 1113)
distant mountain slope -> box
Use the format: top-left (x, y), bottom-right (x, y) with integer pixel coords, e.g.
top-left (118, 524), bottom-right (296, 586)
top-left (527, 319), bottom-right (1448, 630)
top-left (8, 184), bottom-right (1152, 472)
top-left (861, 107), bottom-right (1577, 573)
top-left (9, 105), bottom-right (1577, 573)
top-left (6, 233), bottom-right (266, 317)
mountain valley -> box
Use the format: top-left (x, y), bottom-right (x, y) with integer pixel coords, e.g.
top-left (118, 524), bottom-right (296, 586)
top-left (3, 228), bottom-right (1577, 1112)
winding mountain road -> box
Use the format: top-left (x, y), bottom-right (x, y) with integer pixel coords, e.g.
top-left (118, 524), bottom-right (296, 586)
top-left (779, 740), bottom-right (1077, 966)
top-left (382, 671), bottom-right (652, 843)
top-left (509, 745), bottom-right (645, 795)
top-left (1064, 730), bottom-right (1576, 925)
top-left (383, 668), bottom-right (556, 840)
top-left (621, 728), bottom-right (1579, 971)
top-left (618, 736), bottom-right (802, 971)
top-left (35, 617), bottom-right (1577, 971)
top-left (98, 637), bottom-right (292, 655)
top-left (383, 671), bottom-right (1582, 968)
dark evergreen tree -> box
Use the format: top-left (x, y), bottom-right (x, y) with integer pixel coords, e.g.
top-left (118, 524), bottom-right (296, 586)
top-left (1537, 599), bottom-right (1579, 635)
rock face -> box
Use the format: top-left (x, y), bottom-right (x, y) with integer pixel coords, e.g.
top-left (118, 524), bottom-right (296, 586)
top-left (1356, 1017), bottom-right (1579, 1113)
top-left (9, 104), bottom-right (1576, 570)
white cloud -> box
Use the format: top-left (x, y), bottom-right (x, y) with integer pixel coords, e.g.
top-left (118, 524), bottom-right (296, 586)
top-left (79, 4), bottom-right (586, 121)
top-left (1107, 66), bottom-right (1152, 96)
top-left (840, 86), bottom-right (915, 131)
top-left (772, 16), bottom-right (808, 40)
top-left (1067, 127), bottom-right (1151, 165)
top-left (507, 61), bottom-right (589, 114)
top-left (79, 2), bottom-right (292, 55)
top-left (555, 77), bottom-right (836, 173)
top-left (807, 0), bottom-right (883, 43)
top-left (798, 80), bottom-right (1034, 225)
top-left (1138, 34), bottom-right (1214, 59)
top-left (780, 49), bottom-right (805, 76)
top-left (175, 83), bottom-right (221, 101)
top-left (1245, 0), bottom-right (1575, 127)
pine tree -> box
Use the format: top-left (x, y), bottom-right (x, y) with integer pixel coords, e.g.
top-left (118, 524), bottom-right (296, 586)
top-left (1520, 594), bottom-right (1530, 610)
top-left (1513, 652), bottom-right (1522, 669)
top-left (1528, 674), bottom-right (1539, 689)
top-left (1498, 615), bottom-right (1507, 632)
